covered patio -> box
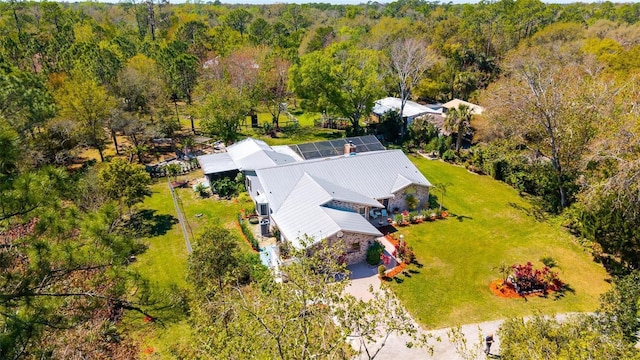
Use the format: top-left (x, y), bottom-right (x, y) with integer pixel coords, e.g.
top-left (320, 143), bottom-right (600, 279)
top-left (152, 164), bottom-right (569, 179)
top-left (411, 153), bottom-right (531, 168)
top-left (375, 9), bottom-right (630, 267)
top-left (366, 208), bottom-right (394, 228)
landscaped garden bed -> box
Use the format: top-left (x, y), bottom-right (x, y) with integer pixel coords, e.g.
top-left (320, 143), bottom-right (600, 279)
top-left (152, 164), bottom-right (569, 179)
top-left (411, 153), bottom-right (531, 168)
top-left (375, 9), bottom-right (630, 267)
top-left (490, 261), bottom-right (564, 298)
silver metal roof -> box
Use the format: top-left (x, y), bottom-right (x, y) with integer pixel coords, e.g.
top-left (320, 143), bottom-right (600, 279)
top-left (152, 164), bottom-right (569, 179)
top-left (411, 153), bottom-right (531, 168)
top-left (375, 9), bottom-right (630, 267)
top-left (256, 149), bottom-right (431, 213)
top-left (227, 137), bottom-right (300, 170)
top-left (197, 153), bottom-right (237, 174)
top-left (198, 138), bottom-right (302, 176)
top-left (271, 174), bottom-right (382, 248)
top-left (373, 97), bottom-right (442, 118)
top-left (311, 175), bottom-right (383, 208)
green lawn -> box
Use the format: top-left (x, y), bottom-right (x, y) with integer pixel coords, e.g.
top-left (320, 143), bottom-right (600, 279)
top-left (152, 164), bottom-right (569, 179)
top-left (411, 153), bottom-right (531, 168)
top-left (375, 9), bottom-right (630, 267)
top-left (127, 170), bottom-right (254, 357)
top-left (389, 156), bottom-right (610, 329)
top-left (127, 145), bottom-right (610, 353)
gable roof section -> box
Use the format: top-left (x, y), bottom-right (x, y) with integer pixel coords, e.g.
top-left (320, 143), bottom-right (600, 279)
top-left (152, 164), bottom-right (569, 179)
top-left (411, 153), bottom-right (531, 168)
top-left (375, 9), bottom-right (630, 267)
top-left (198, 152), bottom-right (237, 174)
top-left (271, 174), bottom-right (382, 249)
top-left (198, 138), bottom-right (302, 176)
top-left (443, 99), bottom-right (484, 114)
top-left (227, 137), bottom-right (300, 170)
top-left (322, 207), bottom-right (382, 236)
top-left (311, 175), bottom-right (383, 208)
top-left (373, 97), bottom-right (442, 118)
top-left (256, 149), bottom-right (431, 213)
top-left (391, 174), bottom-right (414, 193)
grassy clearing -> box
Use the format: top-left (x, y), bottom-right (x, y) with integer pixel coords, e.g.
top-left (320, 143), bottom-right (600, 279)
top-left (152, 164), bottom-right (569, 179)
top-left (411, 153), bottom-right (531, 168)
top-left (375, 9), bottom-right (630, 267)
top-left (128, 170), bottom-right (254, 357)
top-left (388, 156), bottom-right (610, 329)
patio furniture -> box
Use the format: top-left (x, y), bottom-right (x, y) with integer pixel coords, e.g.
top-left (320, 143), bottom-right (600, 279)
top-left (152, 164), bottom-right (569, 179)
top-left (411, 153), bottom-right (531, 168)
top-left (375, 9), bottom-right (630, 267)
top-left (381, 209), bottom-right (388, 217)
top-left (369, 209), bottom-right (378, 219)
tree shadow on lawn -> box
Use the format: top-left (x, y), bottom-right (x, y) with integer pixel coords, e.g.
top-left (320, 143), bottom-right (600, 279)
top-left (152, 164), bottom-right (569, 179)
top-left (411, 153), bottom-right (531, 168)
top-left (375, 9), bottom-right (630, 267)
top-left (551, 284), bottom-right (576, 301)
top-left (450, 213), bottom-right (473, 222)
top-left (522, 284), bottom-right (576, 302)
top-left (132, 209), bottom-right (179, 237)
top-left (508, 201), bottom-right (547, 222)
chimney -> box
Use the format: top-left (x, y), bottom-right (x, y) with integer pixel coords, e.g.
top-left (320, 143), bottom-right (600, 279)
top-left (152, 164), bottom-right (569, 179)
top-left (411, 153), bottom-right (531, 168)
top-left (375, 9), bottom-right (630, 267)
top-left (344, 141), bottom-right (356, 156)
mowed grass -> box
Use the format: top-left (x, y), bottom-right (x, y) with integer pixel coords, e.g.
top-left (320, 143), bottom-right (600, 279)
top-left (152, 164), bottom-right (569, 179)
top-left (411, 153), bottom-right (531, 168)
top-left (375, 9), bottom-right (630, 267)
top-left (389, 156), bottom-right (610, 329)
top-left (129, 170), bottom-right (254, 357)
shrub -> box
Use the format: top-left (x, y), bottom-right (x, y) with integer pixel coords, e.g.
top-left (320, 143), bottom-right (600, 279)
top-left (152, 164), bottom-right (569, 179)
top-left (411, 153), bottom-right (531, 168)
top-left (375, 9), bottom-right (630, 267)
top-left (378, 264), bottom-right (387, 277)
top-left (442, 149), bottom-right (456, 162)
top-left (279, 240), bottom-right (290, 259)
top-left (262, 122), bottom-right (275, 136)
top-left (194, 183), bottom-right (209, 197)
top-left (405, 194), bottom-right (419, 210)
top-left (238, 215), bottom-right (259, 251)
top-left (366, 241), bottom-right (384, 266)
top-left (212, 178), bottom-right (239, 199)
top-left (511, 262), bottom-right (561, 293)
top-left (282, 122), bottom-right (301, 136)
top-left (397, 243), bottom-right (415, 264)
top-left (271, 226), bottom-right (281, 241)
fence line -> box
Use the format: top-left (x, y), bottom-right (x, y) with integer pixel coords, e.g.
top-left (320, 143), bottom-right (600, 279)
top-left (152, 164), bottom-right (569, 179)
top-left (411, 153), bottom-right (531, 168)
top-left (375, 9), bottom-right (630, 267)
top-left (168, 176), bottom-right (192, 254)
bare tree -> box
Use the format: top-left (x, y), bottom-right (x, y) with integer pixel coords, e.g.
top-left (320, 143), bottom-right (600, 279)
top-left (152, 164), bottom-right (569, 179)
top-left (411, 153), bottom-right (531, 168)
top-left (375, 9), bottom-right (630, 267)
top-left (482, 44), bottom-right (612, 210)
top-left (388, 38), bottom-right (434, 137)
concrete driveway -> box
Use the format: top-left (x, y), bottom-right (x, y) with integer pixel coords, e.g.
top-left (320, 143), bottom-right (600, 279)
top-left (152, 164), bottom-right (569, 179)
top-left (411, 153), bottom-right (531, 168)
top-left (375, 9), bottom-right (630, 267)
top-left (345, 262), bottom-right (381, 302)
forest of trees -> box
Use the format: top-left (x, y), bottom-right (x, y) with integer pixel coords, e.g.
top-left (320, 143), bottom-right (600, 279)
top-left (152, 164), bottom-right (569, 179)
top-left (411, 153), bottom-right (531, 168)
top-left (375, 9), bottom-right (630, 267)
top-left (1, 0), bottom-right (640, 358)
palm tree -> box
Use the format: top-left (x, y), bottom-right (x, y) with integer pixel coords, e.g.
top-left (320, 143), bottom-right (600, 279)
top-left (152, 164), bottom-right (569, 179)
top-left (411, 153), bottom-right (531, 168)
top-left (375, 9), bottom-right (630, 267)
top-left (433, 182), bottom-right (452, 212)
top-left (166, 163), bottom-right (182, 182)
top-left (444, 104), bottom-right (473, 155)
top-left (182, 137), bottom-right (195, 157)
top-left (494, 261), bottom-right (512, 284)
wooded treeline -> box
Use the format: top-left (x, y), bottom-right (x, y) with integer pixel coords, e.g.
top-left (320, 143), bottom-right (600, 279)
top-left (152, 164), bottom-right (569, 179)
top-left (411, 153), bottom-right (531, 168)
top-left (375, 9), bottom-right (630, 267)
top-left (1, 0), bottom-right (640, 358)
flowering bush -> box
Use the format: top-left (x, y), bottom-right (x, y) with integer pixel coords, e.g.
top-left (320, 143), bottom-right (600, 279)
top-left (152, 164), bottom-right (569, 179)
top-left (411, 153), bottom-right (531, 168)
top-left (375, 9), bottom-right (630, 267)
top-left (511, 262), bottom-right (562, 294)
top-left (396, 242), bottom-right (415, 264)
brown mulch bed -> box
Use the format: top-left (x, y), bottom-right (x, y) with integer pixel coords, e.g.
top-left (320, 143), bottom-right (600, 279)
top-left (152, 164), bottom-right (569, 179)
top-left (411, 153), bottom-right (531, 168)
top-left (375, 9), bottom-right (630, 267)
top-left (489, 279), bottom-right (562, 299)
top-left (385, 234), bottom-right (400, 248)
top-left (386, 262), bottom-right (407, 278)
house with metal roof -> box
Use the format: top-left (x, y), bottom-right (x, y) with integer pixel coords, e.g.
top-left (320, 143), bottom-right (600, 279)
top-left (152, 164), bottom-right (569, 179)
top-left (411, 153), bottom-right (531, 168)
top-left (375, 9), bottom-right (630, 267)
top-left (247, 147), bottom-right (431, 264)
top-left (372, 97), bottom-right (448, 135)
top-left (198, 136), bottom-right (432, 264)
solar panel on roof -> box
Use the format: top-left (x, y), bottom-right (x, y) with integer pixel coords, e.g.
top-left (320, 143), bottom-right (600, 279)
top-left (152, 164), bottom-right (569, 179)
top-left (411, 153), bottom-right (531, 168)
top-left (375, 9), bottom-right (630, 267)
top-left (329, 139), bottom-right (347, 147)
top-left (289, 136), bottom-right (386, 160)
top-left (298, 143), bottom-right (318, 152)
top-left (315, 142), bottom-right (333, 151)
top-left (319, 149), bottom-right (339, 157)
top-left (365, 143), bottom-right (385, 151)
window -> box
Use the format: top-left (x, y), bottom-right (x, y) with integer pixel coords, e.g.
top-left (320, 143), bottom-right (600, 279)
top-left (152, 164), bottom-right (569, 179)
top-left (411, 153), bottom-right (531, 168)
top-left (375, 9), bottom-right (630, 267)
top-left (358, 207), bottom-right (366, 217)
top-left (246, 178), bottom-right (252, 191)
top-left (258, 203), bottom-right (269, 216)
top-left (347, 242), bottom-right (360, 254)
